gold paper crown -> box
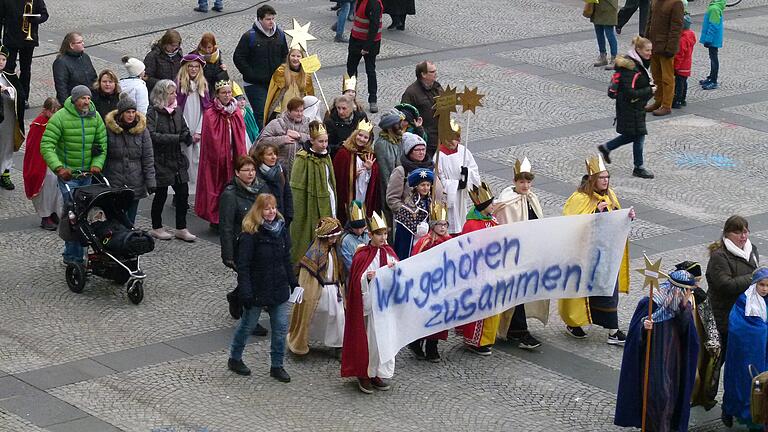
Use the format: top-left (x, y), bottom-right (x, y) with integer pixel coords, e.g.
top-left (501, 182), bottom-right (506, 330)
top-left (356, 119), bottom-right (373, 133)
top-left (349, 201), bottom-right (366, 223)
top-left (468, 182), bottom-right (494, 206)
top-left (214, 80), bottom-right (231, 91)
top-left (369, 211), bottom-right (388, 232)
top-left (429, 202), bottom-right (449, 222)
top-left (449, 119), bottom-right (461, 137)
top-left (309, 122), bottom-right (328, 139)
top-left (231, 81), bottom-right (244, 98)
top-left (343, 73), bottom-right (357, 93)
top-left (585, 154), bottom-right (608, 176)
top-left (514, 157), bottom-right (532, 176)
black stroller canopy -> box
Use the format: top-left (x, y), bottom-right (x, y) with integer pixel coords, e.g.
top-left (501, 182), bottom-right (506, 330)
top-left (72, 184), bottom-right (136, 217)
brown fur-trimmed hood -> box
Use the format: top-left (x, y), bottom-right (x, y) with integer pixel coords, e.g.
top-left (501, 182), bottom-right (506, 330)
top-left (614, 55), bottom-right (637, 71)
top-left (104, 110), bottom-right (147, 135)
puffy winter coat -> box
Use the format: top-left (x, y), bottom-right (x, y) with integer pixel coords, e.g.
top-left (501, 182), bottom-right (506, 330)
top-left (103, 111), bottom-right (156, 198)
top-left (219, 177), bottom-right (266, 263)
top-left (324, 109), bottom-right (368, 158)
top-left (257, 164), bottom-right (294, 224)
top-left (233, 25), bottom-right (288, 86)
top-left (143, 45), bottom-right (183, 93)
top-left (146, 106), bottom-right (192, 188)
top-left (706, 243), bottom-right (759, 339)
top-left (236, 222), bottom-right (296, 306)
top-left (700, 8), bottom-right (724, 49)
top-left (52, 51), bottom-right (97, 105)
top-left (645, 0), bottom-right (685, 57)
top-left (119, 77), bottom-right (149, 114)
top-left (613, 55), bottom-right (653, 136)
top-left (40, 97), bottom-right (107, 172)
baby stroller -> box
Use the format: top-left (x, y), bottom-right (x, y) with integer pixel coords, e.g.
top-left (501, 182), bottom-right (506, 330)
top-left (60, 176), bottom-right (154, 304)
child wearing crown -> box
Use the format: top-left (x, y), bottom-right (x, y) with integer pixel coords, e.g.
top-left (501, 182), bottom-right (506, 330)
top-left (342, 212), bottom-right (399, 394)
top-left (559, 154), bottom-right (634, 345)
top-left (493, 157), bottom-right (546, 351)
top-left (434, 119), bottom-right (480, 236)
top-left (289, 120), bottom-right (337, 265)
top-left (338, 201), bottom-right (371, 273)
top-left (332, 119), bottom-right (380, 227)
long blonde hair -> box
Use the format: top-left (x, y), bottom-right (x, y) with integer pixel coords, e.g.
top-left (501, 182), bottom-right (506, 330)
top-left (283, 48), bottom-right (308, 93)
top-left (242, 194), bottom-right (283, 234)
top-left (176, 62), bottom-right (208, 97)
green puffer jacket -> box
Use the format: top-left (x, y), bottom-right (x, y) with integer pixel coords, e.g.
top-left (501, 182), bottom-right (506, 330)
top-left (40, 97), bottom-right (108, 172)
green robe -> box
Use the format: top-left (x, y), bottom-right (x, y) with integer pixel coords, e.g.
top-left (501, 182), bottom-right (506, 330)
top-left (243, 105), bottom-right (259, 143)
top-left (289, 147), bottom-right (337, 265)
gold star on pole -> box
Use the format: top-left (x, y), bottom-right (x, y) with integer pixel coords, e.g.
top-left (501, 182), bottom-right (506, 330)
top-left (634, 254), bottom-right (668, 290)
top-left (459, 86), bottom-right (484, 114)
top-left (433, 85), bottom-right (459, 118)
top-left (285, 19), bottom-right (317, 52)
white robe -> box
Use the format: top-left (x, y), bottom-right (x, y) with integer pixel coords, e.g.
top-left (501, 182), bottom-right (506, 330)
top-left (0, 74), bottom-right (16, 173)
top-left (355, 155), bottom-right (370, 203)
top-left (182, 86), bottom-right (203, 195)
top-left (361, 250), bottom-right (397, 378)
top-left (31, 170), bottom-right (64, 217)
top-left (308, 252), bottom-right (346, 348)
top-left (434, 145), bottom-right (480, 234)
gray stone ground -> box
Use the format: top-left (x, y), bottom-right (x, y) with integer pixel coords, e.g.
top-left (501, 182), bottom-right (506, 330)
top-left (2, 0), bottom-right (768, 430)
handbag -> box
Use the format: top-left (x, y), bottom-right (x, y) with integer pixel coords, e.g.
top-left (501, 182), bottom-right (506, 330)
top-left (750, 364), bottom-right (768, 424)
top-left (583, 0), bottom-right (596, 18)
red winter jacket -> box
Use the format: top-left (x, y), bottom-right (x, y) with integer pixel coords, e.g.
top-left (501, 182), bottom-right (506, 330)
top-left (674, 29), bottom-right (697, 77)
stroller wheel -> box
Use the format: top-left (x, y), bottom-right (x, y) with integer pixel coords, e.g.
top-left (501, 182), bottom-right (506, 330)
top-left (127, 280), bottom-right (144, 305)
top-left (65, 263), bottom-right (87, 293)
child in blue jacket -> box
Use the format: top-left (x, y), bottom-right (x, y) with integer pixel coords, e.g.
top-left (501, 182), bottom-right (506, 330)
top-left (700, 0), bottom-right (725, 90)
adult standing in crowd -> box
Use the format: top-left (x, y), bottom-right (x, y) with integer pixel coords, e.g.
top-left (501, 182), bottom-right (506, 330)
top-left (40, 85), bottom-right (107, 264)
top-left (705, 215), bottom-right (759, 427)
top-left (325, 94), bottom-right (367, 158)
top-left (331, 0), bottom-right (355, 43)
top-left (0, 46), bottom-right (25, 191)
top-left (617, 0), bottom-right (650, 36)
top-left (142, 29), bottom-right (183, 94)
top-left (263, 47), bottom-right (315, 126)
top-left (373, 108), bottom-right (404, 231)
top-left (644, 0), bottom-right (685, 117)
top-left (401, 61), bottom-right (442, 157)
top-left (146, 79), bottom-right (196, 242)
top-left (252, 143), bottom-right (293, 226)
top-left (193, 32), bottom-right (230, 98)
top-left (176, 53), bottom-right (210, 196)
top-left (91, 69), bottom-right (121, 120)
top-left (23, 97), bottom-right (61, 230)
top-left (233, 4), bottom-right (288, 130)
top-left (194, 0), bottom-right (223, 12)
top-left (0, 0), bottom-right (48, 107)
top-left (102, 93), bottom-right (156, 224)
top-left (383, 0), bottom-right (414, 31)
top-left (52, 32), bottom-right (97, 105)
top-left (256, 97), bottom-right (310, 180)
top-left (119, 56), bottom-right (149, 115)
top-left (590, 0), bottom-right (619, 69)
top-left (219, 155), bottom-right (265, 269)
top-left (346, 0), bottom-right (383, 113)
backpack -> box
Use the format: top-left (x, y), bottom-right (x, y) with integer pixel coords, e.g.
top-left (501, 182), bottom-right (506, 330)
top-left (248, 27), bottom-right (286, 49)
top-left (607, 70), bottom-right (641, 100)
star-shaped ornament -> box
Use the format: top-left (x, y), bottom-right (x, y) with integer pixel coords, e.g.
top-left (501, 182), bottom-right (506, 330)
top-left (634, 255), bottom-right (668, 290)
top-left (419, 170), bottom-right (428, 178)
top-left (286, 19), bottom-right (316, 52)
top-left (459, 86), bottom-right (484, 114)
top-left (433, 85), bottom-right (459, 118)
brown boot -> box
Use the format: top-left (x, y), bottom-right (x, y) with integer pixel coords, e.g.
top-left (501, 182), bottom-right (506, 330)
top-left (593, 53), bottom-right (608, 67)
top-left (644, 103), bottom-right (661, 113)
top-left (652, 106), bottom-right (672, 116)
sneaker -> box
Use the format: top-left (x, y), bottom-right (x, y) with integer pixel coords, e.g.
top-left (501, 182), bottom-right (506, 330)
top-left (671, 100), bottom-right (682, 109)
top-left (371, 377), bottom-right (391, 390)
top-left (699, 78), bottom-right (712, 86)
top-left (228, 358), bottom-right (251, 376)
top-left (467, 345), bottom-right (492, 356)
top-left (632, 167), bottom-right (654, 179)
top-left (334, 35), bottom-right (349, 43)
top-left (593, 54), bottom-right (608, 67)
top-left (358, 377), bottom-right (374, 394)
top-left (597, 144), bottom-right (612, 164)
top-left (270, 367), bottom-right (291, 383)
top-left (407, 340), bottom-right (425, 359)
top-left (680, 100), bottom-right (687, 107)
top-left (175, 228), bottom-right (197, 242)
top-left (193, 6), bottom-right (208, 12)
top-left (368, 102), bottom-right (378, 113)
top-left (41, 217), bottom-right (58, 231)
top-left (517, 333), bottom-right (542, 350)
top-left (211, 5), bottom-right (222, 11)
top-left (565, 326), bottom-right (588, 339)
top-left (701, 81), bottom-right (719, 90)
top-left (0, 172), bottom-right (15, 190)
top-left (251, 323), bottom-right (268, 336)
top-left (150, 228), bottom-right (173, 240)
top-left (607, 329), bottom-right (627, 345)
top-left (425, 340), bottom-right (440, 363)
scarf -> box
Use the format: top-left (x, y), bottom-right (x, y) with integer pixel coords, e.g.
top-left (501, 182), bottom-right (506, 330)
top-left (724, 237), bottom-right (755, 264)
top-left (259, 163), bottom-right (282, 182)
top-left (164, 98), bottom-right (178, 114)
top-left (744, 284), bottom-right (768, 321)
top-left (399, 152), bottom-right (434, 176)
top-left (253, 19), bottom-right (276, 37)
top-left (627, 48), bottom-right (654, 87)
top-left (166, 48), bottom-right (180, 59)
top-left (234, 176), bottom-right (260, 194)
top-left (200, 48), bottom-right (220, 65)
top-left (214, 98), bottom-right (238, 115)
top-left (707, 0), bottom-right (726, 24)
top-left (117, 117), bottom-right (139, 132)
top-left (438, 144), bottom-right (459, 155)
top-left (261, 218), bottom-right (285, 237)
top-left (380, 129), bottom-right (403, 145)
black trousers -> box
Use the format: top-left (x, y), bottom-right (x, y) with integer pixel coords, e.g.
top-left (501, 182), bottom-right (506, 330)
top-left (617, 0), bottom-right (650, 36)
top-left (674, 75), bottom-right (688, 103)
top-left (151, 182), bottom-right (189, 229)
top-left (4, 46), bottom-right (34, 102)
top-left (507, 304), bottom-right (529, 338)
top-left (346, 47), bottom-right (378, 103)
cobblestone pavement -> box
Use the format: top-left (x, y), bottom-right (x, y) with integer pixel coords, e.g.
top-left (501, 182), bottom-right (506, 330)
top-left (2, 0), bottom-right (768, 430)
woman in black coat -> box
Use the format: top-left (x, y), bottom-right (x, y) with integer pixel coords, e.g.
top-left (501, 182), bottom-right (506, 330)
top-left (324, 94), bottom-right (368, 158)
top-left (146, 79), bottom-right (196, 242)
top-left (192, 32), bottom-right (229, 98)
top-left (52, 32), bottom-right (97, 105)
top-left (91, 69), bottom-right (121, 121)
top-left (142, 30), bottom-right (183, 93)
top-left (383, 0), bottom-right (415, 30)
top-left (252, 142), bottom-right (293, 226)
top-left (597, 35), bottom-right (655, 179)
top-left (227, 193), bottom-right (296, 383)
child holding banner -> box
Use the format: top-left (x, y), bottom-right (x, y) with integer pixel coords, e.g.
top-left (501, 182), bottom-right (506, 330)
top-left (558, 154), bottom-right (633, 345)
top-left (341, 211), bottom-right (399, 394)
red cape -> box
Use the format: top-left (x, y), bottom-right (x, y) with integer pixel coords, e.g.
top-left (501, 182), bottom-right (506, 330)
top-left (458, 216), bottom-right (498, 338)
top-left (411, 233), bottom-right (452, 340)
top-left (22, 115), bottom-right (50, 199)
top-left (332, 147), bottom-right (380, 226)
top-left (195, 102), bottom-right (247, 224)
top-left (341, 243), bottom-right (398, 378)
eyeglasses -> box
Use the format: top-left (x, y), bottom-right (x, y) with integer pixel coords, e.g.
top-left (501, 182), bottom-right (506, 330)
top-left (598, 175), bottom-right (610, 180)
top-left (239, 168), bottom-right (256, 173)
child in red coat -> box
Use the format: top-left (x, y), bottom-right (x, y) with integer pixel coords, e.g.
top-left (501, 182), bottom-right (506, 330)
top-left (673, 14), bottom-right (697, 109)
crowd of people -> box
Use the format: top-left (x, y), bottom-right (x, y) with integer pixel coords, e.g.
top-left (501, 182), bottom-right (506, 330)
top-left (1, 0), bottom-right (766, 429)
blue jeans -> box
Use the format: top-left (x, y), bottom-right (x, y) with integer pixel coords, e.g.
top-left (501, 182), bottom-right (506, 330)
top-left (336, 2), bottom-right (352, 37)
top-left (708, 46), bottom-right (719, 83)
top-left (594, 24), bottom-right (618, 56)
top-left (244, 83), bottom-right (268, 130)
top-left (229, 301), bottom-right (289, 368)
top-left (125, 199), bottom-right (139, 225)
top-left (605, 134), bottom-right (646, 168)
top-left (58, 176), bottom-right (93, 263)
top-left (197, 0), bottom-right (222, 10)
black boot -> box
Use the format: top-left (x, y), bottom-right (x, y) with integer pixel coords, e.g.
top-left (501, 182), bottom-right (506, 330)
top-left (407, 339), bottom-right (425, 359)
top-left (270, 367), bottom-right (291, 383)
top-left (425, 340), bottom-right (440, 362)
top-left (387, 14), bottom-right (398, 29)
top-left (228, 358), bottom-right (251, 376)
top-left (396, 15), bottom-right (406, 30)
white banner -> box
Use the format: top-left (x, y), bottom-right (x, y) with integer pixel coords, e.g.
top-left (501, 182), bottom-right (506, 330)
top-left (371, 209), bottom-right (632, 363)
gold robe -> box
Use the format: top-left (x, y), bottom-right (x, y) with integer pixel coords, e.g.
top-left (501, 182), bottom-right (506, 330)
top-left (263, 65), bottom-right (315, 125)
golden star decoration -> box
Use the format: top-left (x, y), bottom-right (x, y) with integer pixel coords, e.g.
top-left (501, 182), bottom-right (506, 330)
top-left (285, 19), bottom-right (317, 52)
top-left (459, 86), bottom-right (484, 114)
top-left (433, 85), bottom-right (459, 118)
top-left (634, 255), bottom-right (668, 290)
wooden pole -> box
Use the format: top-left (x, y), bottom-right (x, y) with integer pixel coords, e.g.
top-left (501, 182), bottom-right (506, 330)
top-left (641, 282), bottom-right (654, 432)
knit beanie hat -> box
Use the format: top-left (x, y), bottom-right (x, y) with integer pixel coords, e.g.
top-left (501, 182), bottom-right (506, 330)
top-left (379, 108), bottom-right (404, 129)
top-left (122, 56), bottom-right (146, 77)
top-left (395, 103), bottom-right (420, 123)
top-left (683, 14), bottom-right (692, 30)
top-left (117, 92), bottom-right (138, 115)
top-left (70, 85), bottom-right (92, 101)
top-left (402, 132), bottom-right (427, 155)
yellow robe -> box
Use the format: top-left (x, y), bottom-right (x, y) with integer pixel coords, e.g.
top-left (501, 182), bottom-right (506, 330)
top-left (557, 189), bottom-right (630, 327)
top-left (263, 65), bottom-right (315, 125)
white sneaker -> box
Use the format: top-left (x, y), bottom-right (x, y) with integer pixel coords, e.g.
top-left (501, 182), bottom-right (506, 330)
top-left (175, 228), bottom-right (197, 242)
top-left (150, 228), bottom-right (172, 240)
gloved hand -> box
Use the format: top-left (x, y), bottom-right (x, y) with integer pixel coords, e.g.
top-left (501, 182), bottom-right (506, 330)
top-left (90, 166), bottom-right (101, 174)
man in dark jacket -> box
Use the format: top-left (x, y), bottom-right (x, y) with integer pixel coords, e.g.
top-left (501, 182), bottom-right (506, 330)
top-left (644, 0), bottom-right (684, 117)
top-left (616, 0), bottom-right (650, 37)
top-left (346, 0), bottom-right (383, 113)
top-left (401, 61), bottom-right (442, 158)
top-left (0, 0), bottom-right (49, 106)
top-left (233, 4), bottom-right (288, 130)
